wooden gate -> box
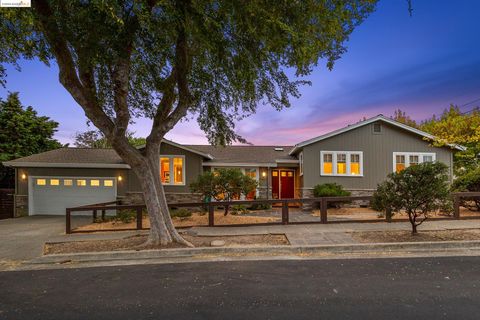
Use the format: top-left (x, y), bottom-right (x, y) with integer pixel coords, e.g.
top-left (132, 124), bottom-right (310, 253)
top-left (0, 189), bottom-right (14, 219)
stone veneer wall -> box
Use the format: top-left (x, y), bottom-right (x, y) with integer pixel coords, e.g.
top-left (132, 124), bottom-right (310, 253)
top-left (257, 186), bottom-right (272, 200)
top-left (14, 195), bottom-right (28, 217)
top-left (298, 188), bottom-right (375, 211)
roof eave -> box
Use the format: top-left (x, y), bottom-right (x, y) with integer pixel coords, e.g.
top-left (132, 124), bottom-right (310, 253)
top-left (2, 161), bottom-right (132, 169)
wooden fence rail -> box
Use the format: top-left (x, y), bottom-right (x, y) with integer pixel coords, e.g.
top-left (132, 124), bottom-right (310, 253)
top-left (65, 193), bottom-right (480, 234)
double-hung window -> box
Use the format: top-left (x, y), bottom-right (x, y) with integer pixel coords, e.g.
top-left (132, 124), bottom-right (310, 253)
top-left (320, 151), bottom-right (363, 176)
top-left (160, 155), bottom-right (185, 185)
top-left (393, 152), bottom-right (436, 173)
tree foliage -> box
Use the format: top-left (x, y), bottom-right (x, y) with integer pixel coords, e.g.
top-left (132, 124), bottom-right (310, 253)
top-left (74, 130), bottom-right (146, 148)
top-left (451, 167), bottom-right (480, 211)
top-left (391, 108), bottom-right (419, 128)
top-left (372, 162), bottom-right (451, 234)
top-left (190, 168), bottom-right (258, 215)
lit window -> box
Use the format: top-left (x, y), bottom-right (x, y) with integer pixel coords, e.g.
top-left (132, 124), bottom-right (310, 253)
top-left (173, 157), bottom-right (184, 185)
top-left (90, 179), bottom-right (100, 187)
top-left (244, 169), bottom-right (257, 200)
top-left (394, 152), bottom-right (436, 173)
top-left (160, 156), bottom-right (185, 185)
top-left (321, 151), bottom-right (363, 176)
top-left (36, 179), bottom-right (46, 186)
top-left (337, 154), bottom-right (347, 174)
top-left (323, 153), bottom-right (333, 174)
top-left (104, 180), bottom-right (114, 187)
top-left (272, 171), bottom-right (278, 177)
top-left (287, 171), bottom-right (293, 177)
top-left (77, 179), bottom-right (87, 187)
top-left (350, 154), bottom-right (360, 175)
top-left (299, 152), bottom-right (304, 176)
top-left (281, 171), bottom-right (286, 177)
top-left (50, 179), bottom-right (60, 186)
top-left (64, 179), bottom-right (73, 186)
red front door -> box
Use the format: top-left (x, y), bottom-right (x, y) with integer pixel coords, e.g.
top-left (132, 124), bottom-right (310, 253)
top-left (271, 169), bottom-right (295, 199)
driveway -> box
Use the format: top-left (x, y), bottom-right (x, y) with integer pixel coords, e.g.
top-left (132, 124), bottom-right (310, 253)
top-left (0, 216), bottom-right (88, 262)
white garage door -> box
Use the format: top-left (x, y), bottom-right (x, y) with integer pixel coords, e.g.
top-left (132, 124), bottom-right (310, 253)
top-left (30, 177), bottom-right (117, 215)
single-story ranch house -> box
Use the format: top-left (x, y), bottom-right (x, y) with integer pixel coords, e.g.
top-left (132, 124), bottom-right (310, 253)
top-left (3, 115), bottom-right (464, 216)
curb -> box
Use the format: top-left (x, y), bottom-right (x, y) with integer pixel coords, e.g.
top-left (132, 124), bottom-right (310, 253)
top-left (29, 240), bottom-right (480, 266)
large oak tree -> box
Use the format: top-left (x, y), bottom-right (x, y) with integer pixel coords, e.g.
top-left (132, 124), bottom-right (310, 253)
top-left (0, 0), bottom-right (377, 245)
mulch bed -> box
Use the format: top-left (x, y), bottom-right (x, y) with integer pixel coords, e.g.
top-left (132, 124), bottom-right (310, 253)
top-left (351, 229), bottom-right (480, 243)
top-left (44, 234), bottom-right (289, 255)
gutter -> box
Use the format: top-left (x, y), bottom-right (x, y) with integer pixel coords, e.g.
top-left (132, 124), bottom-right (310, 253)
top-left (2, 162), bottom-right (132, 169)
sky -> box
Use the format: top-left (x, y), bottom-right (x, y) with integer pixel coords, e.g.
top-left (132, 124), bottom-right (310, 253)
top-left (1, 0), bottom-right (480, 146)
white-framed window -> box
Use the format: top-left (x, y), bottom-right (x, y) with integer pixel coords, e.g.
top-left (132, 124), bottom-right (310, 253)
top-left (299, 152), bottom-right (304, 176)
top-left (320, 151), bottom-right (363, 176)
top-left (393, 152), bottom-right (436, 173)
top-left (160, 155), bottom-right (186, 185)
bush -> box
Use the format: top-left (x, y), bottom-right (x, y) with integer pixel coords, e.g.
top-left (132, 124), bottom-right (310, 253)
top-left (451, 167), bottom-right (480, 211)
top-left (170, 208), bottom-right (193, 218)
top-left (248, 203), bottom-right (272, 210)
top-left (116, 209), bottom-right (137, 223)
top-left (313, 183), bottom-right (351, 208)
top-left (231, 204), bottom-right (249, 215)
top-left (373, 162), bottom-right (450, 234)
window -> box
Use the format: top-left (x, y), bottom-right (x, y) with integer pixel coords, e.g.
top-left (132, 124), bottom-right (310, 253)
top-left (64, 179), bottom-right (73, 186)
top-left (159, 156), bottom-right (185, 185)
top-left (323, 153), bottom-right (333, 174)
top-left (50, 179), bottom-right (60, 186)
top-left (272, 171), bottom-right (278, 177)
top-left (393, 152), bottom-right (436, 173)
top-left (373, 123), bottom-right (382, 133)
top-left (321, 151), bottom-right (363, 176)
top-left (104, 180), bottom-right (114, 187)
top-left (76, 179), bottom-right (87, 187)
top-left (244, 168), bottom-right (257, 200)
top-left (90, 179), bottom-right (100, 187)
top-left (299, 152), bottom-right (304, 176)
top-left (36, 179), bottom-right (46, 186)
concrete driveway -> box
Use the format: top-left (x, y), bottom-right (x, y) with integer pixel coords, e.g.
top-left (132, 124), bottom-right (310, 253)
top-left (0, 216), bottom-right (88, 262)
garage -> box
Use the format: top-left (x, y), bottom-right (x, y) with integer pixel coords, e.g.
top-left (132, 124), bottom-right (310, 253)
top-left (29, 177), bottom-right (117, 215)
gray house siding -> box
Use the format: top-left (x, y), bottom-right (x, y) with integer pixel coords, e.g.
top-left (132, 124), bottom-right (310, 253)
top-left (301, 122), bottom-right (454, 190)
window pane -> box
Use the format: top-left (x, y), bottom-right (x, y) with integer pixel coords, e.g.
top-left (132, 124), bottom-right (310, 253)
top-left (373, 123), bottom-right (381, 133)
top-left (409, 155), bottom-right (419, 166)
top-left (323, 153), bottom-right (333, 174)
top-left (90, 179), bottom-right (100, 187)
top-left (350, 154), bottom-right (360, 175)
top-left (423, 155), bottom-right (433, 163)
top-left (272, 171), bottom-right (278, 177)
top-left (287, 171), bottom-right (293, 177)
top-left (64, 179), bottom-right (73, 186)
top-left (337, 154), bottom-right (346, 174)
top-left (281, 171), bottom-right (286, 177)
top-left (160, 157), bottom-right (170, 184)
top-left (396, 155), bottom-right (405, 173)
top-left (245, 168), bottom-right (256, 179)
top-left (173, 157), bottom-right (184, 184)
top-left (36, 179), bottom-right (46, 186)
top-left (104, 180), bottom-right (114, 187)
top-left (50, 179), bottom-right (60, 186)
top-left (76, 179), bottom-right (86, 187)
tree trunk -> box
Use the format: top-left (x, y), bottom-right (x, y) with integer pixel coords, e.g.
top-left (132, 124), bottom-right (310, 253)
top-left (131, 158), bottom-right (192, 247)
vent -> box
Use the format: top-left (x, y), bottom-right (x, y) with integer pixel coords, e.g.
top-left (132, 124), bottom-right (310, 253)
top-left (274, 147), bottom-right (284, 151)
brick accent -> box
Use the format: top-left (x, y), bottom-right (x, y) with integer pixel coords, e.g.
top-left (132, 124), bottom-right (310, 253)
top-left (14, 195), bottom-right (28, 217)
top-left (299, 188), bottom-right (314, 211)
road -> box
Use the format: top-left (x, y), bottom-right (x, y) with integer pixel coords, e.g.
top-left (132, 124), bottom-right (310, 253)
top-left (1, 257), bottom-right (480, 319)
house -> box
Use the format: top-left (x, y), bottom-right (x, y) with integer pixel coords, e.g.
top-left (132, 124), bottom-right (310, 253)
top-left (3, 115), bottom-right (464, 216)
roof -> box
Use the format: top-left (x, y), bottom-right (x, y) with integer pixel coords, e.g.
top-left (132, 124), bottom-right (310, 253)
top-left (2, 148), bottom-right (130, 169)
top-left (186, 145), bottom-right (297, 166)
top-left (289, 114), bottom-right (466, 155)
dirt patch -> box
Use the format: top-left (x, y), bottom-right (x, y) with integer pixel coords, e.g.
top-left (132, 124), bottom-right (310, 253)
top-left (73, 211), bottom-right (279, 232)
top-left (351, 229), bottom-right (480, 243)
top-left (44, 233), bottom-right (289, 255)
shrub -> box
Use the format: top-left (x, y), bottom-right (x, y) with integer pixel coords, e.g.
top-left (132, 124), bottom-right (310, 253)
top-left (231, 204), bottom-right (249, 215)
top-left (116, 209), bottom-right (137, 223)
top-left (248, 203), bottom-right (272, 210)
top-left (372, 162), bottom-right (450, 234)
top-left (313, 183), bottom-right (351, 208)
top-left (451, 167), bottom-right (480, 211)
top-left (170, 208), bottom-right (193, 218)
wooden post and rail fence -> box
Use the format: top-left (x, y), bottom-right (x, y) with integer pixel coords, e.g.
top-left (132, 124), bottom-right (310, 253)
top-left (65, 192), bottom-right (480, 234)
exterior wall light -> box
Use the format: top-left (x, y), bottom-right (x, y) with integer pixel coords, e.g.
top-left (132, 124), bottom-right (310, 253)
top-left (21, 173), bottom-right (27, 180)
top-left (118, 175), bottom-right (123, 182)
top-left (262, 171), bottom-right (267, 178)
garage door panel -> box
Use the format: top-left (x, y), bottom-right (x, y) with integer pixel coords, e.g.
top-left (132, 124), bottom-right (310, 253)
top-left (31, 177), bottom-right (117, 215)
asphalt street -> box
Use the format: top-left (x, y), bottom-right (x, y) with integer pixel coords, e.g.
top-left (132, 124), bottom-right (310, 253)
top-left (1, 256), bottom-right (480, 319)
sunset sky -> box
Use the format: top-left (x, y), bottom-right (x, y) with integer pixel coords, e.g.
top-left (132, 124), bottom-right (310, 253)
top-left (1, 0), bottom-right (480, 146)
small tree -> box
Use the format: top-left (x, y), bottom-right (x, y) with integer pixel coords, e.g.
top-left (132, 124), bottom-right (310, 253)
top-left (451, 167), bottom-right (480, 211)
top-left (372, 162), bottom-right (450, 234)
top-left (190, 168), bottom-right (257, 215)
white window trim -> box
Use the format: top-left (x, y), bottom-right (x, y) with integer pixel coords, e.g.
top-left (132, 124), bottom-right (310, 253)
top-left (320, 151), bottom-right (364, 177)
top-left (160, 155), bottom-right (186, 186)
top-left (299, 152), bottom-right (304, 176)
top-left (392, 152), bottom-right (436, 172)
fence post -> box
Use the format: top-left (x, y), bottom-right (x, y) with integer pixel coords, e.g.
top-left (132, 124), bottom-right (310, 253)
top-left (101, 209), bottom-right (106, 221)
top-left (320, 198), bottom-right (328, 224)
top-left (208, 203), bottom-right (215, 227)
top-left (136, 207), bottom-right (143, 230)
top-left (453, 194), bottom-right (460, 219)
top-left (92, 209), bottom-right (97, 222)
top-left (66, 209), bottom-right (71, 234)
top-left (385, 207), bottom-right (392, 223)
top-left (282, 201), bottom-right (289, 225)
